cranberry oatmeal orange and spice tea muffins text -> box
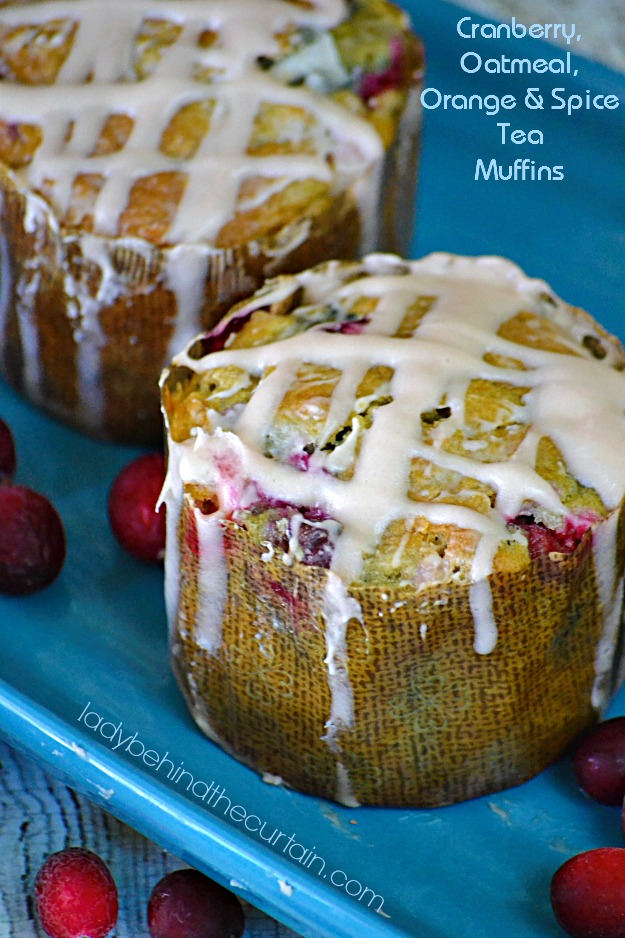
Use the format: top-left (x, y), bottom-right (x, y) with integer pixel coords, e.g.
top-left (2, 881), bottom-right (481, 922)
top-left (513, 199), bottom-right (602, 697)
top-left (0, 0), bottom-right (423, 442)
top-left (161, 253), bottom-right (625, 808)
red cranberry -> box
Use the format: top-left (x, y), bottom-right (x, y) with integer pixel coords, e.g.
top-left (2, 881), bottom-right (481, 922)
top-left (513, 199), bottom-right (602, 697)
top-left (0, 417), bottom-right (16, 479)
top-left (187, 310), bottom-right (253, 359)
top-left (572, 717), bottom-right (625, 806)
top-left (512, 515), bottom-right (586, 559)
top-left (147, 868), bottom-right (245, 938)
top-left (34, 847), bottom-right (118, 938)
top-left (358, 35), bottom-right (406, 101)
top-left (0, 483), bottom-right (65, 595)
top-left (108, 453), bottom-right (166, 563)
top-left (551, 848), bottom-right (625, 938)
top-left (298, 520), bottom-right (333, 567)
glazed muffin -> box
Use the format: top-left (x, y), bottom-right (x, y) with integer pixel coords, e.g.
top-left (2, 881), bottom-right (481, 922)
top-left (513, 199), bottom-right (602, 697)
top-left (160, 252), bottom-right (625, 808)
top-left (0, 0), bottom-right (424, 443)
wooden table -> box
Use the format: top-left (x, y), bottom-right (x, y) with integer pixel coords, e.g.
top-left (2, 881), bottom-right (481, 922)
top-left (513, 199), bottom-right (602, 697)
top-left (0, 741), bottom-right (300, 937)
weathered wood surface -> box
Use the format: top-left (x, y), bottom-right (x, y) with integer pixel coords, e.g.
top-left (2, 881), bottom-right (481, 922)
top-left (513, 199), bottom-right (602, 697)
top-left (0, 741), bottom-right (300, 938)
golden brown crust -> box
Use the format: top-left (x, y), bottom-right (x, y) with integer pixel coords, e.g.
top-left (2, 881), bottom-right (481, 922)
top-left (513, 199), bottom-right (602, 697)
top-left (0, 17), bottom-right (77, 83)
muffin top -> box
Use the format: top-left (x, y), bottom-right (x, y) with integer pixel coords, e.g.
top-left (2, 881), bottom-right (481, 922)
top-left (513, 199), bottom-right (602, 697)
top-left (163, 253), bottom-right (625, 623)
top-left (0, 0), bottom-right (423, 246)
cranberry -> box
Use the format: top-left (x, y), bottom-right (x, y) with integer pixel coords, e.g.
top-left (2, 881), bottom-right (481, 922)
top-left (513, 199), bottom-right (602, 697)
top-left (358, 35), bottom-right (406, 101)
top-left (34, 847), bottom-right (118, 938)
top-left (147, 868), bottom-right (245, 938)
top-left (512, 515), bottom-right (587, 559)
top-left (187, 310), bottom-right (253, 359)
top-left (572, 717), bottom-right (625, 806)
top-left (298, 520), bottom-right (333, 567)
top-left (0, 483), bottom-right (65, 595)
top-left (0, 417), bottom-right (16, 479)
top-left (108, 453), bottom-right (166, 563)
top-left (289, 451), bottom-right (311, 472)
top-left (551, 848), bottom-right (625, 938)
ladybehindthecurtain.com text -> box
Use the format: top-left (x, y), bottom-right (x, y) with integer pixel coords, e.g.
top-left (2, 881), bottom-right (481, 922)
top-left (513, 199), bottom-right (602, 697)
top-left (76, 701), bottom-right (386, 915)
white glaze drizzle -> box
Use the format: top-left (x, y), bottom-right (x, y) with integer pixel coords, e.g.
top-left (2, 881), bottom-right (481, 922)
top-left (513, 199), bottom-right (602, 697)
top-left (0, 0), bottom-right (383, 246)
top-left (163, 244), bottom-right (211, 365)
top-left (322, 571), bottom-right (360, 806)
top-left (469, 579), bottom-right (498, 656)
top-left (194, 507), bottom-right (229, 654)
top-left (322, 570), bottom-right (358, 730)
top-left (334, 761), bottom-right (359, 808)
top-left (592, 510), bottom-right (624, 710)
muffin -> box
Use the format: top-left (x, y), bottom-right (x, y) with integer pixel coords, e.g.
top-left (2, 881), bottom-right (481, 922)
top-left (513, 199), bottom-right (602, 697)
top-left (0, 0), bottom-right (424, 442)
top-left (160, 252), bottom-right (625, 808)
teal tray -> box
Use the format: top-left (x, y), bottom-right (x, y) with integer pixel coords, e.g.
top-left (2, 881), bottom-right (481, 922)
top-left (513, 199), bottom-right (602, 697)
top-left (1, 3), bottom-right (625, 936)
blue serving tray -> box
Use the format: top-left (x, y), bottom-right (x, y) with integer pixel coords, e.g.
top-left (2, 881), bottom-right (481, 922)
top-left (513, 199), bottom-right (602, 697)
top-left (2, 3), bottom-right (625, 936)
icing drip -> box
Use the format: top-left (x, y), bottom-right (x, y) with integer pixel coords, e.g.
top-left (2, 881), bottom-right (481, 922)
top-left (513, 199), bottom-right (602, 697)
top-left (164, 244), bottom-right (211, 364)
top-left (166, 254), bottom-right (625, 677)
top-left (335, 762), bottom-right (359, 809)
top-left (322, 571), bottom-right (361, 807)
top-left (592, 510), bottom-right (625, 710)
top-left (469, 579), bottom-right (498, 656)
top-left (160, 444), bottom-right (184, 636)
top-left (194, 507), bottom-right (229, 654)
top-left (322, 570), bottom-right (358, 730)
top-left (0, 0), bottom-right (382, 247)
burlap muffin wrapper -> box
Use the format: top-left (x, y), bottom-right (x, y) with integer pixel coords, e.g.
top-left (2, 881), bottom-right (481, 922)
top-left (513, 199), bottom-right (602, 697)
top-left (170, 488), bottom-right (625, 808)
top-left (0, 69), bottom-right (422, 444)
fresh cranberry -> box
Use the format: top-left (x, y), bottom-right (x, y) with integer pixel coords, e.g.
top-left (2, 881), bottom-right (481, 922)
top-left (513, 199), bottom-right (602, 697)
top-left (108, 453), bottom-right (166, 563)
top-left (572, 717), bottom-right (625, 806)
top-left (551, 848), bottom-right (625, 938)
top-left (34, 847), bottom-right (118, 938)
top-left (147, 868), bottom-right (245, 938)
top-left (0, 417), bottom-right (16, 479)
top-left (0, 483), bottom-right (65, 595)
